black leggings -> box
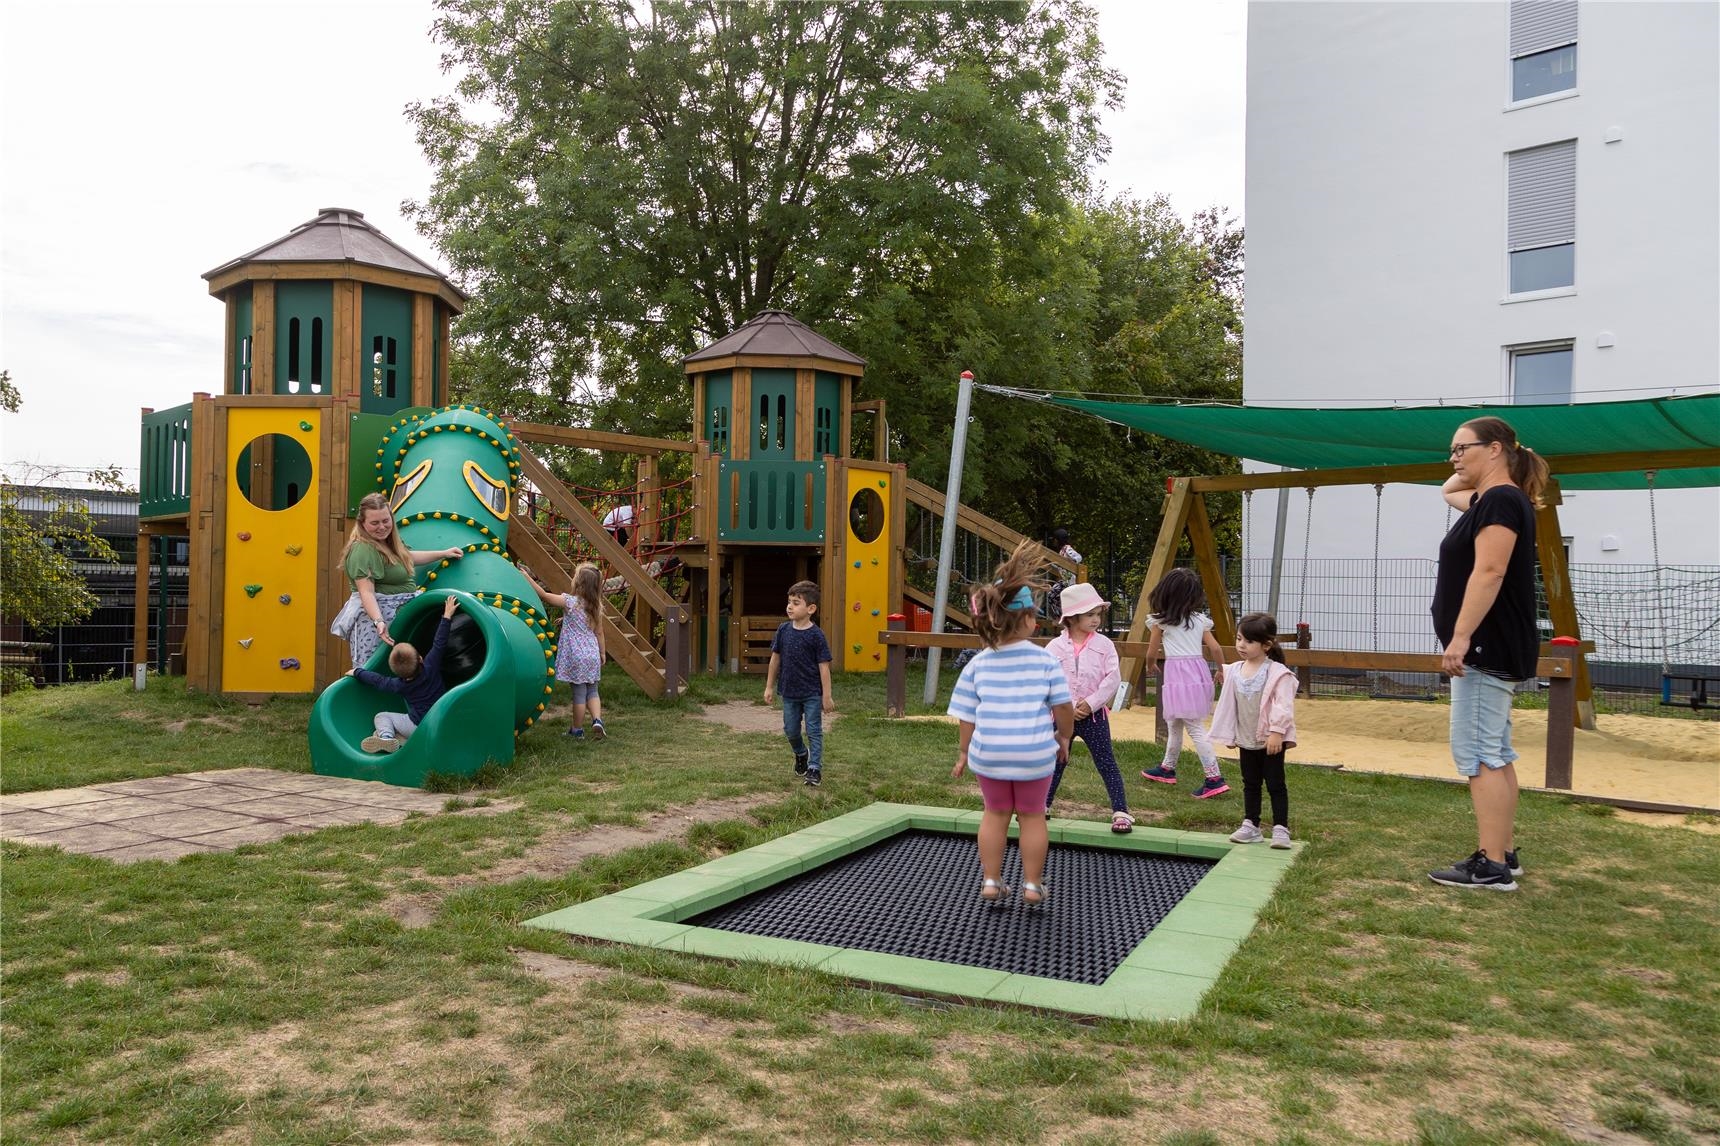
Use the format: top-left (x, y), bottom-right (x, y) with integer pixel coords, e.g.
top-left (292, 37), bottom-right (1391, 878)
top-left (1047, 708), bottom-right (1130, 814)
top-left (1239, 745), bottom-right (1289, 829)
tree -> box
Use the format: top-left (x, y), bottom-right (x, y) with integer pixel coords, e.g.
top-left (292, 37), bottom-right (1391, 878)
top-left (0, 378), bottom-right (123, 634)
top-left (408, 0), bottom-right (1120, 440)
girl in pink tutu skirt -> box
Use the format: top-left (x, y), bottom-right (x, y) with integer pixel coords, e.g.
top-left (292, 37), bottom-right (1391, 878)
top-left (1139, 568), bottom-right (1230, 798)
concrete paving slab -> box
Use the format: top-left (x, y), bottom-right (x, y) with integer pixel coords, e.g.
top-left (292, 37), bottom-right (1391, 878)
top-left (22, 823), bottom-right (161, 852)
top-left (115, 808), bottom-right (268, 837)
top-left (182, 821), bottom-right (313, 848)
top-left (91, 776), bottom-right (210, 796)
top-left (0, 787), bottom-right (121, 811)
top-left (100, 839), bottom-right (224, 861)
top-left (41, 796), bottom-right (191, 823)
top-left (220, 794), bottom-right (353, 818)
top-left (0, 809), bottom-right (80, 837)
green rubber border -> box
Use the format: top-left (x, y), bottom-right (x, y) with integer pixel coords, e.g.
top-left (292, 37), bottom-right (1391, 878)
top-left (523, 802), bottom-right (1300, 1021)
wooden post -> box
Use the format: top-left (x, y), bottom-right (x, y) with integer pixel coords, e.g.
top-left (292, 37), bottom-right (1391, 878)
top-left (411, 293), bottom-right (435, 407)
top-left (1295, 622), bottom-right (1313, 696)
top-left (886, 614), bottom-right (906, 717)
top-left (1187, 492), bottom-right (1235, 647)
top-left (1544, 637), bottom-right (1579, 789)
top-left (1534, 485), bottom-right (1597, 730)
top-left (664, 612), bottom-right (683, 699)
top-left (132, 526), bottom-right (155, 677)
top-left (251, 282), bottom-right (275, 395)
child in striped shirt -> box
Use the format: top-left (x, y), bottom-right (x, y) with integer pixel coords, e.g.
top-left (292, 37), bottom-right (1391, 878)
top-left (949, 541), bottom-right (1075, 908)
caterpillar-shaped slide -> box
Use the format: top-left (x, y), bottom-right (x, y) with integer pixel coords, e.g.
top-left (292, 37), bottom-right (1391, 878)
top-left (309, 405), bottom-right (558, 787)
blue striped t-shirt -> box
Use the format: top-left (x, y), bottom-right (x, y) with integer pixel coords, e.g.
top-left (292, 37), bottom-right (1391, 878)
top-left (946, 642), bottom-right (1072, 781)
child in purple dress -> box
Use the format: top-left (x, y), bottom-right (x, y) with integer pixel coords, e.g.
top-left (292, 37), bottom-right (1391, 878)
top-left (523, 563), bottom-right (608, 741)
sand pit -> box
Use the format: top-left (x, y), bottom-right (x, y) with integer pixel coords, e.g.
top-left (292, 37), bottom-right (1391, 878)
top-left (1109, 699), bottom-right (1719, 809)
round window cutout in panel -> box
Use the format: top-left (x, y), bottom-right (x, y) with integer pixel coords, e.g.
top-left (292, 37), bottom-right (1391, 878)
top-left (848, 487), bottom-right (885, 544)
top-left (235, 433), bottom-right (313, 512)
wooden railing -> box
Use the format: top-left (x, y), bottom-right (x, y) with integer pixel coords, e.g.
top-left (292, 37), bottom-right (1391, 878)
top-left (877, 623), bottom-right (1585, 790)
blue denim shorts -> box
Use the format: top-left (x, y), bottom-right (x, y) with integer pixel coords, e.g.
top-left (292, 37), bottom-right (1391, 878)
top-left (1449, 670), bottom-right (1519, 777)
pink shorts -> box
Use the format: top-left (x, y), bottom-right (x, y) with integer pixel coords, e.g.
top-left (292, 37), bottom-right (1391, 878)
top-left (976, 774), bottom-right (1053, 815)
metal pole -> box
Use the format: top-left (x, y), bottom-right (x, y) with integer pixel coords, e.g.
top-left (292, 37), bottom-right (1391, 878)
top-left (1266, 470), bottom-right (1291, 616)
top-left (924, 370), bottom-right (975, 705)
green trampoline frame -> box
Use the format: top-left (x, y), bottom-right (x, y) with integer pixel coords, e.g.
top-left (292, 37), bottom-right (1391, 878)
top-left (525, 802), bottom-right (1300, 1021)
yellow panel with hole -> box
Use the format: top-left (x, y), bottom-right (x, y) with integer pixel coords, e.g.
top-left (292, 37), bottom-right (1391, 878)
top-left (843, 470), bottom-right (891, 672)
top-left (221, 407), bottom-right (322, 693)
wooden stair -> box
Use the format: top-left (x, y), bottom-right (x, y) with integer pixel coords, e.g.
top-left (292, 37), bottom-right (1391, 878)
top-left (509, 446), bottom-right (689, 699)
top-left (737, 615), bottom-right (783, 675)
top-left (901, 582), bottom-right (975, 632)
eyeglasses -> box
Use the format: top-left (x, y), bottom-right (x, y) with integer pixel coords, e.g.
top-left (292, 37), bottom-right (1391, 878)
top-left (1448, 441), bottom-right (1489, 459)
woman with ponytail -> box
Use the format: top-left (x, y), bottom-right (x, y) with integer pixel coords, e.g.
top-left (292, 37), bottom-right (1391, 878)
top-left (1427, 416), bottom-right (1547, 891)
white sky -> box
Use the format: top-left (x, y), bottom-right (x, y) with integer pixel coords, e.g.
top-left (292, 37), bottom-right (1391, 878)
top-left (0, 0), bottom-right (1245, 483)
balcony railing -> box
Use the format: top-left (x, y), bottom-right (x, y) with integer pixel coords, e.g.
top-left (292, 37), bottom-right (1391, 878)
top-left (716, 458), bottom-right (826, 543)
top-left (139, 403), bottom-right (194, 519)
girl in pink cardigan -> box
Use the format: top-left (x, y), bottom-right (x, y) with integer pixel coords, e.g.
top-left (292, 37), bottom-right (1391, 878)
top-left (1044, 583), bottom-right (1135, 833)
top-left (1210, 612), bottom-right (1298, 848)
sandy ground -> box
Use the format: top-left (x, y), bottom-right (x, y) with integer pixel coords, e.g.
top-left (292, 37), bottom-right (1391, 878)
top-left (1105, 699), bottom-right (1720, 812)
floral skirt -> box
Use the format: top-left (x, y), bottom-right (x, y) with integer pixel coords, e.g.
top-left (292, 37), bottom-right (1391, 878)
top-left (346, 591), bottom-right (418, 670)
top-left (1159, 655), bottom-right (1215, 722)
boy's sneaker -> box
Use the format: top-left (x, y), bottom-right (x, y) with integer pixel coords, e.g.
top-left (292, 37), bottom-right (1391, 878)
top-left (566, 726), bottom-right (585, 740)
top-left (793, 752), bottom-right (810, 776)
top-left (1428, 851), bottom-right (1517, 891)
top-left (1506, 849), bottom-right (1523, 877)
top-left (360, 735), bottom-right (399, 754)
top-left (1193, 776), bottom-right (1230, 799)
top-left (590, 719), bottom-right (606, 742)
top-left (1270, 825), bottom-right (1293, 849)
top-left (1141, 765), bottom-right (1178, 784)
top-left (804, 768), bottom-right (822, 788)
top-left (1229, 820), bottom-right (1263, 844)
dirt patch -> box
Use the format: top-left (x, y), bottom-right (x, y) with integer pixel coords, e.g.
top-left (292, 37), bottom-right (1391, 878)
top-left (160, 715), bottom-right (246, 734)
top-left (696, 699), bottom-right (843, 735)
top-left (382, 793), bottom-right (776, 928)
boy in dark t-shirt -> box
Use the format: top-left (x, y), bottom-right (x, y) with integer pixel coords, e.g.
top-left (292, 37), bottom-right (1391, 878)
top-left (351, 595), bottom-right (460, 753)
top-left (763, 580), bottom-right (835, 787)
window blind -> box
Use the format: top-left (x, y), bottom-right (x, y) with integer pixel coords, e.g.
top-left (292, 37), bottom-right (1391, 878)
top-left (1510, 0), bottom-right (1578, 58)
top-left (1508, 140), bottom-right (1576, 250)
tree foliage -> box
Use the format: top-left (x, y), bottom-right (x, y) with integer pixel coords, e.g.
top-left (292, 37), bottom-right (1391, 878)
top-left (1, 379), bottom-right (124, 633)
top-left (409, 0), bottom-right (1242, 594)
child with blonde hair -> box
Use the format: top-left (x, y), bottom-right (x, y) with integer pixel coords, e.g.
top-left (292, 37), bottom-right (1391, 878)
top-left (350, 594), bottom-right (460, 753)
top-left (523, 563), bottom-right (609, 740)
top-left (948, 541), bottom-right (1075, 907)
top-left (1140, 567), bottom-right (1230, 798)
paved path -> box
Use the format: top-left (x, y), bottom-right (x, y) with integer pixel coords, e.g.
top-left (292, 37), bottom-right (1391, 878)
top-left (0, 768), bottom-right (458, 862)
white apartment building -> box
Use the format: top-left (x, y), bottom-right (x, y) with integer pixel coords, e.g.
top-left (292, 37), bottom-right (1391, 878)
top-left (1243, 0), bottom-right (1719, 583)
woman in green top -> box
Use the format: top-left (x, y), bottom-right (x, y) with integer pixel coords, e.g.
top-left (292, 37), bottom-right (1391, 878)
top-left (332, 492), bottom-right (463, 669)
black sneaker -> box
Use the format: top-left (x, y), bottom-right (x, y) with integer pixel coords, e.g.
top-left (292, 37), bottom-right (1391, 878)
top-left (1428, 851), bottom-right (1517, 891)
top-left (1506, 849), bottom-right (1523, 877)
top-left (793, 752), bottom-right (809, 776)
top-left (804, 768), bottom-right (822, 788)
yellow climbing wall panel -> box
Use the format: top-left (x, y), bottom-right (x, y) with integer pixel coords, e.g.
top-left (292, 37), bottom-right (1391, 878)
top-left (221, 407), bottom-right (321, 693)
top-left (842, 469), bottom-right (892, 672)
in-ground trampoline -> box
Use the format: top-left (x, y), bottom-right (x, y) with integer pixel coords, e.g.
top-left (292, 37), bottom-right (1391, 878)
top-left (524, 803), bottom-right (1299, 1020)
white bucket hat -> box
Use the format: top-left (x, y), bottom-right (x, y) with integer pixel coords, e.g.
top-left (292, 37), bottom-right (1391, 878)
top-left (1057, 582), bottom-right (1108, 620)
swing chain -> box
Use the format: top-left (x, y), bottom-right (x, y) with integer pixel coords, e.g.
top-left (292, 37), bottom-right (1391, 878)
top-left (1297, 486), bottom-right (1315, 623)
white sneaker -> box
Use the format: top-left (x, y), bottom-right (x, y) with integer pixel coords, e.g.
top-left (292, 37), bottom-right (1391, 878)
top-left (1270, 824), bottom-right (1292, 849)
top-left (1229, 821), bottom-right (1263, 844)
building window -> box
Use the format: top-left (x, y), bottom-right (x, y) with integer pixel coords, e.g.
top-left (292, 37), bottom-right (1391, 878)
top-left (1507, 140), bottom-right (1575, 294)
top-left (1510, 0), bottom-right (1577, 102)
top-left (1510, 342), bottom-right (1573, 404)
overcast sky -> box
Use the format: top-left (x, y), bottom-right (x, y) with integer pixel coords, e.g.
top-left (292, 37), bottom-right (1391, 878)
top-left (0, 0), bottom-right (1245, 483)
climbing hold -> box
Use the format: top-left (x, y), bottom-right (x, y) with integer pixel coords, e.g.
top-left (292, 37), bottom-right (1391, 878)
top-left (278, 594), bottom-right (291, 605)
top-left (237, 531), bottom-right (252, 542)
top-left (878, 479), bottom-right (886, 487)
top-left (298, 421), bottom-right (313, 432)
top-left (284, 545), bottom-right (301, 556)
top-left (280, 657), bottom-right (301, 670)
top-left (871, 609), bottom-right (880, 616)
top-left (853, 560), bottom-right (862, 568)
top-left (871, 558), bottom-right (879, 566)
top-left (238, 638), bottom-right (253, 649)
top-left (852, 644), bottom-right (863, 653)
top-left (244, 584), bottom-right (263, 597)
top-left (873, 651), bottom-right (882, 661)
top-left (852, 601), bottom-right (861, 611)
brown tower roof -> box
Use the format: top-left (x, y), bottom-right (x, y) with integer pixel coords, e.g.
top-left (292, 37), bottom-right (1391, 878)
top-left (683, 310), bottom-right (865, 368)
top-left (203, 207), bottom-right (466, 304)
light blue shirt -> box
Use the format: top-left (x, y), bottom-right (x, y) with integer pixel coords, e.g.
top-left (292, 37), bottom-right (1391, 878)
top-left (946, 642), bottom-right (1071, 781)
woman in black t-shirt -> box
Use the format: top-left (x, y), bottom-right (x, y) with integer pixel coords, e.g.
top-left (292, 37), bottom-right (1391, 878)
top-left (1427, 416), bottom-right (1548, 892)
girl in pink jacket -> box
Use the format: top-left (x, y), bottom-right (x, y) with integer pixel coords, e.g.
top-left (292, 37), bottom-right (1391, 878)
top-left (1209, 612), bottom-right (1298, 848)
top-left (1043, 583), bottom-right (1135, 833)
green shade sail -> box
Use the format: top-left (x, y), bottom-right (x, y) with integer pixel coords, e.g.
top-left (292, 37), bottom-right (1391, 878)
top-left (1027, 392), bottom-right (1720, 490)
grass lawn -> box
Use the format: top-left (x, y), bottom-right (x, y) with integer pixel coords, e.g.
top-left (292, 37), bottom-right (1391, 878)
top-left (2, 667), bottom-right (1717, 1145)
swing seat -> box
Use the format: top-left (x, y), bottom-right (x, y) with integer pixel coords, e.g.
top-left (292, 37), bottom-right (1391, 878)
top-left (1659, 672), bottom-right (1719, 710)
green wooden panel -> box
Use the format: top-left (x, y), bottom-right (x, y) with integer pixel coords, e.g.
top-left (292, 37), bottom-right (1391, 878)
top-left (273, 281), bottom-right (333, 397)
top-left (360, 285), bottom-right (414, 416)
top-left (704, 372), bottom-right (732, 458)
top-left (814, 371), bottom-right (840, 457)
top-left (232, 287), bottom-right (253, 395)
top-left (139, 402), bottom-right (193, 518)
top-left (750, 368), bottom-right (795, 460)
top-left (717, 458), bottom-right (825, 542)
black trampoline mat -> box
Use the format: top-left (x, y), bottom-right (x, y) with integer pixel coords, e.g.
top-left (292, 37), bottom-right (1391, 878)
top-left (688, 829), bottom-right (1216, 985)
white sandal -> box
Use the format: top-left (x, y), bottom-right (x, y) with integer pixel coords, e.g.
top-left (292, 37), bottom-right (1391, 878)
top-left (979, 878), bottom-right (1011, 907)
top-left (1111, 811), bottom-right (1135, 834)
